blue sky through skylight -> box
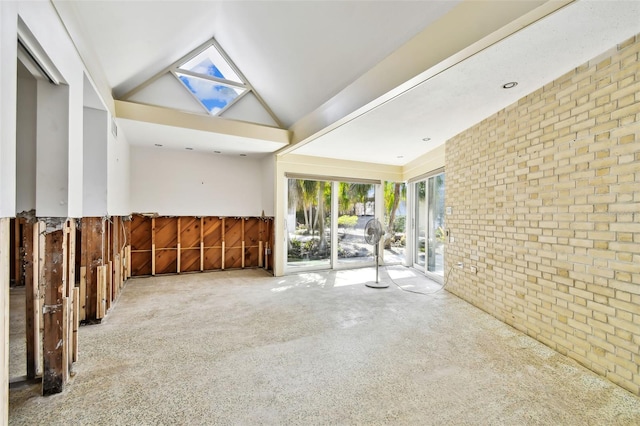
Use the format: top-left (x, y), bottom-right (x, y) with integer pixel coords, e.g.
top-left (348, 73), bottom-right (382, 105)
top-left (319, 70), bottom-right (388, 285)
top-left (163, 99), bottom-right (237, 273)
top-left (175, 43), bottom-right (248, 115)
top-left (177, 73), bottom-right (245, 115)
top-left (179, 45), bottom-right (242, 84)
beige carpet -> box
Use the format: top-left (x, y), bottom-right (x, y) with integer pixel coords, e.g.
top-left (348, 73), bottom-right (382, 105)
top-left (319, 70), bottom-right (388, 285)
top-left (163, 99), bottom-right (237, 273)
top-left (9, 267), bottom-right (640, 425)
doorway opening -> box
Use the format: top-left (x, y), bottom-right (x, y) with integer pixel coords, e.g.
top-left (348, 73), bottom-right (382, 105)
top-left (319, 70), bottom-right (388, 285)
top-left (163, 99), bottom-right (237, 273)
top-left (412, 172), bottom-right (445, 282)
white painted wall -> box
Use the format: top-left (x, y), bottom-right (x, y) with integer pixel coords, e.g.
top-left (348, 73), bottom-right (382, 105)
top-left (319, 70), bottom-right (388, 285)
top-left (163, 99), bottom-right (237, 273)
top-left (2, 2), bottom-right (125, 219)
top-left (16, 67), bottom-right (37, 214)
top-left (36, 81), bottom-right (69, 217)
top-left (0, 1), bottom-right (18, 218)
top-left (83, 107), bottom-right (108, 216)
top-left (107, 117), bottom-right (131, 216)
top-left (17, 3), bottom-right (87, 217)
top-left (130, 146), bottom-right (268, 217)
top-left (261, 154), bottom-right (275, 216)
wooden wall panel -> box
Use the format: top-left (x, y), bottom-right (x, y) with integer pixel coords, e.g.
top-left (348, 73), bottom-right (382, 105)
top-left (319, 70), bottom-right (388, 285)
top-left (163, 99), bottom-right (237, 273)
top-left (180, 249), bottom-right (201, 273)
top-left (203, 217), bottom-right (222, 270)
top-left (180, 217), bottom-right (201, 273)
top-left (130, 215), bottom-right (152, 276)
top-left (244, 218), bottom-right (259, 268)
top-left (81, 218), bottom-right (104, 320)
top-left (180, 217), bottom-right (200, 248)
top-left (154, 217), bottom-right (177, 275)
top-left (224, 218), bottom-right (242, 269)
top-left (128, 216), bottom-right (274, 276)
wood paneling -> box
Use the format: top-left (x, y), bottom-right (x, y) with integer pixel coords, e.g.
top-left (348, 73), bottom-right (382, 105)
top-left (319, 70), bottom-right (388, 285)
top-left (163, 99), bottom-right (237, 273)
top-left (244, 218), bottom-right (260, 268)
top-left (225, 218), bottom-right (242, 269)
top-left (130, 215), bottom-right (152, 276)
top-left (154, 217), bottom-right (177, 275)
top-left (129, 215), bottom-right (274, 277)
top-left (179, 217), bottom-right (200, 273)
top-left (203, 217), bottom-right (222, 270)
top-left (81, 218), bottom-right (104, 321)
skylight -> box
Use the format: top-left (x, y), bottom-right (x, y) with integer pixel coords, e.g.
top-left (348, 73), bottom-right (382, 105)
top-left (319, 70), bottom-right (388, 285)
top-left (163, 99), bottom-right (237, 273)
top-left (179, 45), bottom-right (242, 84)
top-left (173, 43), bottom-right (248, 116)
top-left (176, 73), bottom-right (246, 115)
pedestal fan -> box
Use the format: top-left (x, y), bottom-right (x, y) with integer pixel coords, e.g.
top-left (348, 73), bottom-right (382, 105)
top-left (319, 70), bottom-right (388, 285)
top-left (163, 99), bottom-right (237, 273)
top-left (364, 218), bottom-right (388, 288)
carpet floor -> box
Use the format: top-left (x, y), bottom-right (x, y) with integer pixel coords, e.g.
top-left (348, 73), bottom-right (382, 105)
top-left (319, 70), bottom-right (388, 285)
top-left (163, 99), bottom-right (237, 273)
top-left (9, 267), bottom-right (640, 425)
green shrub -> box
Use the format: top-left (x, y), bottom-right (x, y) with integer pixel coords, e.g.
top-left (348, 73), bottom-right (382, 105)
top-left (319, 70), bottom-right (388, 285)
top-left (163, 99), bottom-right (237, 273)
top-left (338, 215), bottom-right (358, 228)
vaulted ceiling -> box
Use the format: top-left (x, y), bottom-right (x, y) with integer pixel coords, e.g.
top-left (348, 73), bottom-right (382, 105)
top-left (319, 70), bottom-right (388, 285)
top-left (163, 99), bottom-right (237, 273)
top-left (53, 0), bottom-right (640, 165)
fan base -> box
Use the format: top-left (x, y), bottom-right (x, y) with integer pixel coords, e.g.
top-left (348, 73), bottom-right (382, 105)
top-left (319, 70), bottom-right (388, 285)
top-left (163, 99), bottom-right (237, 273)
top-left (365, 282), bottom-right (389, 289)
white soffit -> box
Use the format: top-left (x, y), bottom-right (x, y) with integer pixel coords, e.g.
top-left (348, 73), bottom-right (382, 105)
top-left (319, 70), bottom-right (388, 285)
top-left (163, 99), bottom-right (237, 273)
top-left (293, 0), bottom-right (640, 166)
top-left (118, 118), bottom-right (285, 156)
top-left (115, 100), bottom-right (289, 155)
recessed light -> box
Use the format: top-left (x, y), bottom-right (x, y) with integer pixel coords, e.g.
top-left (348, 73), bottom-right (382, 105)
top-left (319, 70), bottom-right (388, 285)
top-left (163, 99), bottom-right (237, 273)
top-left (154, 143), bottom-right (163, 147)
top-left (502, 81), bottom-right (518, 89)
top-left (185, 147), bottom-right (193, 150)
top-left (422, 137), bottom-right (431, 142)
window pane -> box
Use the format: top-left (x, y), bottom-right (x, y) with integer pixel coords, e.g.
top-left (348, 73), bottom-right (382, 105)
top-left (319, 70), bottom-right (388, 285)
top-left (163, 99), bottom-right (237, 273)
top-left (383, 182), bottom-right (406, 264)
top-left (427, 174), bottom-right (445, 275)
top-left (286, 179), bottom-right (331, 268)
top-left (179, 45), bottom-right (242, 83)
top-left (414, 181), bottom-right (426, 267)
top-left (177, 73), bottom-right (245, 115)
top-left (337, 183), bottom-right (376, 264)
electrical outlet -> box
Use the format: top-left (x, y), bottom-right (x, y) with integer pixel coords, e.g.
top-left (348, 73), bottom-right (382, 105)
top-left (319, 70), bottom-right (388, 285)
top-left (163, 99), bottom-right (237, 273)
top-left (457, 262), bottom-right (464, 269)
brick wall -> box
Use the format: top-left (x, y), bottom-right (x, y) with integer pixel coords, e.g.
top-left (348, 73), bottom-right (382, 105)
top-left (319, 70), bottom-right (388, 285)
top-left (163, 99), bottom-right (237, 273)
top-left (445, 35), bottom-right (639, 395)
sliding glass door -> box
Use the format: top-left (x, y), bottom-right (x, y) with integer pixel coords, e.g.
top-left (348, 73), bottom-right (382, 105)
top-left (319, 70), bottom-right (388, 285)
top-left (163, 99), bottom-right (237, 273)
top-left (413, 173), bottom-right (445, 279)
top-left (286, 178), bottom-right (379, 272)
top-left (286, 179), bottom-right (332, 269)
top-left (337, 182), bottom-right (375, 266)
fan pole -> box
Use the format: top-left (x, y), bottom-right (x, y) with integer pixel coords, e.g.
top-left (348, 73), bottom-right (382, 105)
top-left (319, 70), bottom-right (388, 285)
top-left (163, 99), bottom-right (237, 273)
top-left (375, 244), bottom-right (379, 283)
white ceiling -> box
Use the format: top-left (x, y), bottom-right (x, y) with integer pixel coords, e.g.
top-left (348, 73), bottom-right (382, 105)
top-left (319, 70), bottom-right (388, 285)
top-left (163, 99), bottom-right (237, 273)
top-left (54, 0), bottom-right (459, 127)
top-left (295, 0), bottom-right (640, 165)
top-left (53, 0), bottom-right (640, 165)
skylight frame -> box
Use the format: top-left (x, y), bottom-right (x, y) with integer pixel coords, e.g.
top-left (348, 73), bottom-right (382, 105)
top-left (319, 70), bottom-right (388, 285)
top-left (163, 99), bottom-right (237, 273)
top-left (171, 69), bottom-right (250, 116)
top-left (120, 37), bottom-right (284, 127)
top-left (171, 40), bottom-right (254, 117)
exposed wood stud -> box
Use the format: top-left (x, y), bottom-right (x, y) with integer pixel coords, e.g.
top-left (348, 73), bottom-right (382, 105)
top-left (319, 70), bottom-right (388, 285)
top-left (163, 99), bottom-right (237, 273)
top-left (107, 260), bottom-right (113, 311)
top-left (62, 221), bottom-right (68, 299)
top-left (177, 217), bottom-right (181, 273)
top-left (62, 296), bottom-right (69, 382)
top-left (241, 218), bottom-right (245, 269)
top-left (23, 221), bottom-right (37, 379)
top-left (1, 218), bottom-right (10, 419)
top-left (42, 226), bottom-right (65, 396)
top-left (151, 217), bottom-right (156, 276)
top-left (128, 215), bottom-right (274, 276)
top-left (37, 222), bottom-right (45, 374)
top-left (14, 219), bottom-right (21, 286)
top-left (222, 218), bottom-right (226, 270)
top-left (67, 219), bottom-right (76, 295)
top-left (79, 266), bottom-right (87, 321)
top-left (200, 217), bottom-right (204, 272)
top-left (72, 287), bottom-right (79, 362)
top-left (81, 218), bottom-right (104, 321)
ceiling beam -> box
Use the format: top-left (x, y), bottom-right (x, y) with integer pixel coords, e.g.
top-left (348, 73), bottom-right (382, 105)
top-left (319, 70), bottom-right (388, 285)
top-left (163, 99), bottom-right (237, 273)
top-left (282, 0), bottom-right (574, 156)
top-left (115, 100), bottom-right (290, 144)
